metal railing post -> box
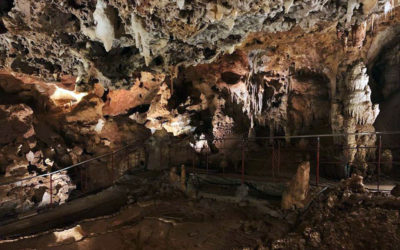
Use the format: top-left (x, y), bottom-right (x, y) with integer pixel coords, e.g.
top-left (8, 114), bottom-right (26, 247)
top-left (192, 150), bottom-right (195, 173)
top-left (206, 151), bottom-right (209, 174)
top-left (81, 164), bottom-right (84, 191)
top-left (159, 141), bottom-right (163, 169)
top-left (168, 144), bottom-right (171, 167)
top-left (278, 141), bottom-right (281, 175)
top-left (241, 139), bottom-right (245, 184)
top-left (49, 174), bottom-right (53, 205)
top-left (316, 137), bottom-right (320, 186)
top-left (126, 148), bottom-right (130, 169)
top-left (86, 164), bottom-right (89, 191)
top-left (344, 144), bottom-right (349, 178)
top-left (111, 152), bottom-right (114, 184)
top-left (377, 135), bottom-right (382, 191)
top-left (272, 142), bottom-right (275, 178)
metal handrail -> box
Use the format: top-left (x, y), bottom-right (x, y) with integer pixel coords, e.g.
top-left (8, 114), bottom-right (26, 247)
top-left (2, 130), bottom-right (400, 187)
top-left (181, 130), bottom-right (400, 142)
top-left (0, 140), bottom-right (144, 187)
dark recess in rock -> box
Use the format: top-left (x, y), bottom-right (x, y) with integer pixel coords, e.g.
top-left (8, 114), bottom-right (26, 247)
top-left (0, 0), bottom-right (13, 15)
top-left (221, 71), bottom-right (242, 85)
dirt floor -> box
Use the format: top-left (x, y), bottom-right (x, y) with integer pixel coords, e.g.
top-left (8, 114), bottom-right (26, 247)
top-left (0, 171), bottom-right (290, 249)
top-left (1, 172), bottom-right (400, 250)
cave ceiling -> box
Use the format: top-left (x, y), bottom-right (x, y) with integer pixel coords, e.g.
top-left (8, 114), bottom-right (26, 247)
top-left (0, 0), bottom-right (399, 139)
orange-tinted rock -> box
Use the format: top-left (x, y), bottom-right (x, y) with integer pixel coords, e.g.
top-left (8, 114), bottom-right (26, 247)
top-left (103, 72), bottom-right (164, 116)
top-left (56, 75), bottom-right (76, 91)
top-left (93, 83), bottom-right (105, 98)
top-left (65, 95), bottom-right (104, 123)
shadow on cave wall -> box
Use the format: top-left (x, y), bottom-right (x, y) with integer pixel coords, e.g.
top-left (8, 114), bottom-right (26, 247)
top-left (369, 33), bottom-right (400, 177)
top-left (370, 37), bottom-right (400, 138)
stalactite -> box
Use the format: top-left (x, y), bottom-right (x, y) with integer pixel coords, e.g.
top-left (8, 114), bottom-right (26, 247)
top-left (131, 14), bottom-right (152, 66)
top-left (384, 0), bottom-right (393, 17)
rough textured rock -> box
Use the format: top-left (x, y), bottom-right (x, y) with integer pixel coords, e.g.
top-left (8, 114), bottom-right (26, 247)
top-left (0, 0), bottom-right (397, 84)
top-left (273, 174), bottom-right (400, 250)
top-left (0, 104), bottom-right (77, 217)
top-left (0, 104), bottom-right (34, 145)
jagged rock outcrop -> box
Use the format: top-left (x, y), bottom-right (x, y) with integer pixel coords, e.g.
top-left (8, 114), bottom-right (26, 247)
top-left (0, 104), bottom-right (75, 216)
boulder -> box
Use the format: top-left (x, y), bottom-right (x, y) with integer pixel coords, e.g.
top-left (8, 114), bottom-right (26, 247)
top-left (341, 174), bottom-right (366, 193)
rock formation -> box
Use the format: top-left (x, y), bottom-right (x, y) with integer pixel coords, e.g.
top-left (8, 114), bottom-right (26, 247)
top-left (281, 161), bottom-right (310, 210)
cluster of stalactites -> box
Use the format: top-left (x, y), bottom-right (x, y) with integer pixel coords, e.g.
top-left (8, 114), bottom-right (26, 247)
top-left (343, 62), bottom-right (379, 125)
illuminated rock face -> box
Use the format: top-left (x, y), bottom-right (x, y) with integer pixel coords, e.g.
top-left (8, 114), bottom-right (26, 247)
top-left (343, 62), bottom-right (379, 126)
top-left (329, 62), bottom-right (380, 175)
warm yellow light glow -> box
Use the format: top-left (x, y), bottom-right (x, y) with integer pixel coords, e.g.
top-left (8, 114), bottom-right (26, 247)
top-left (50, 86), bottom-right (87, 104)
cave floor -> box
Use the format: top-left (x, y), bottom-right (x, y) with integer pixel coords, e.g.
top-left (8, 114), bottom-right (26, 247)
top-left (0, 170), bottom-right (398, 250)
top-left (0, 171), bottom-right (289, 250)
top-left (0, 185), bottom-right (128, 239)
top-left (0, 199), bottom-right (288, 250)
